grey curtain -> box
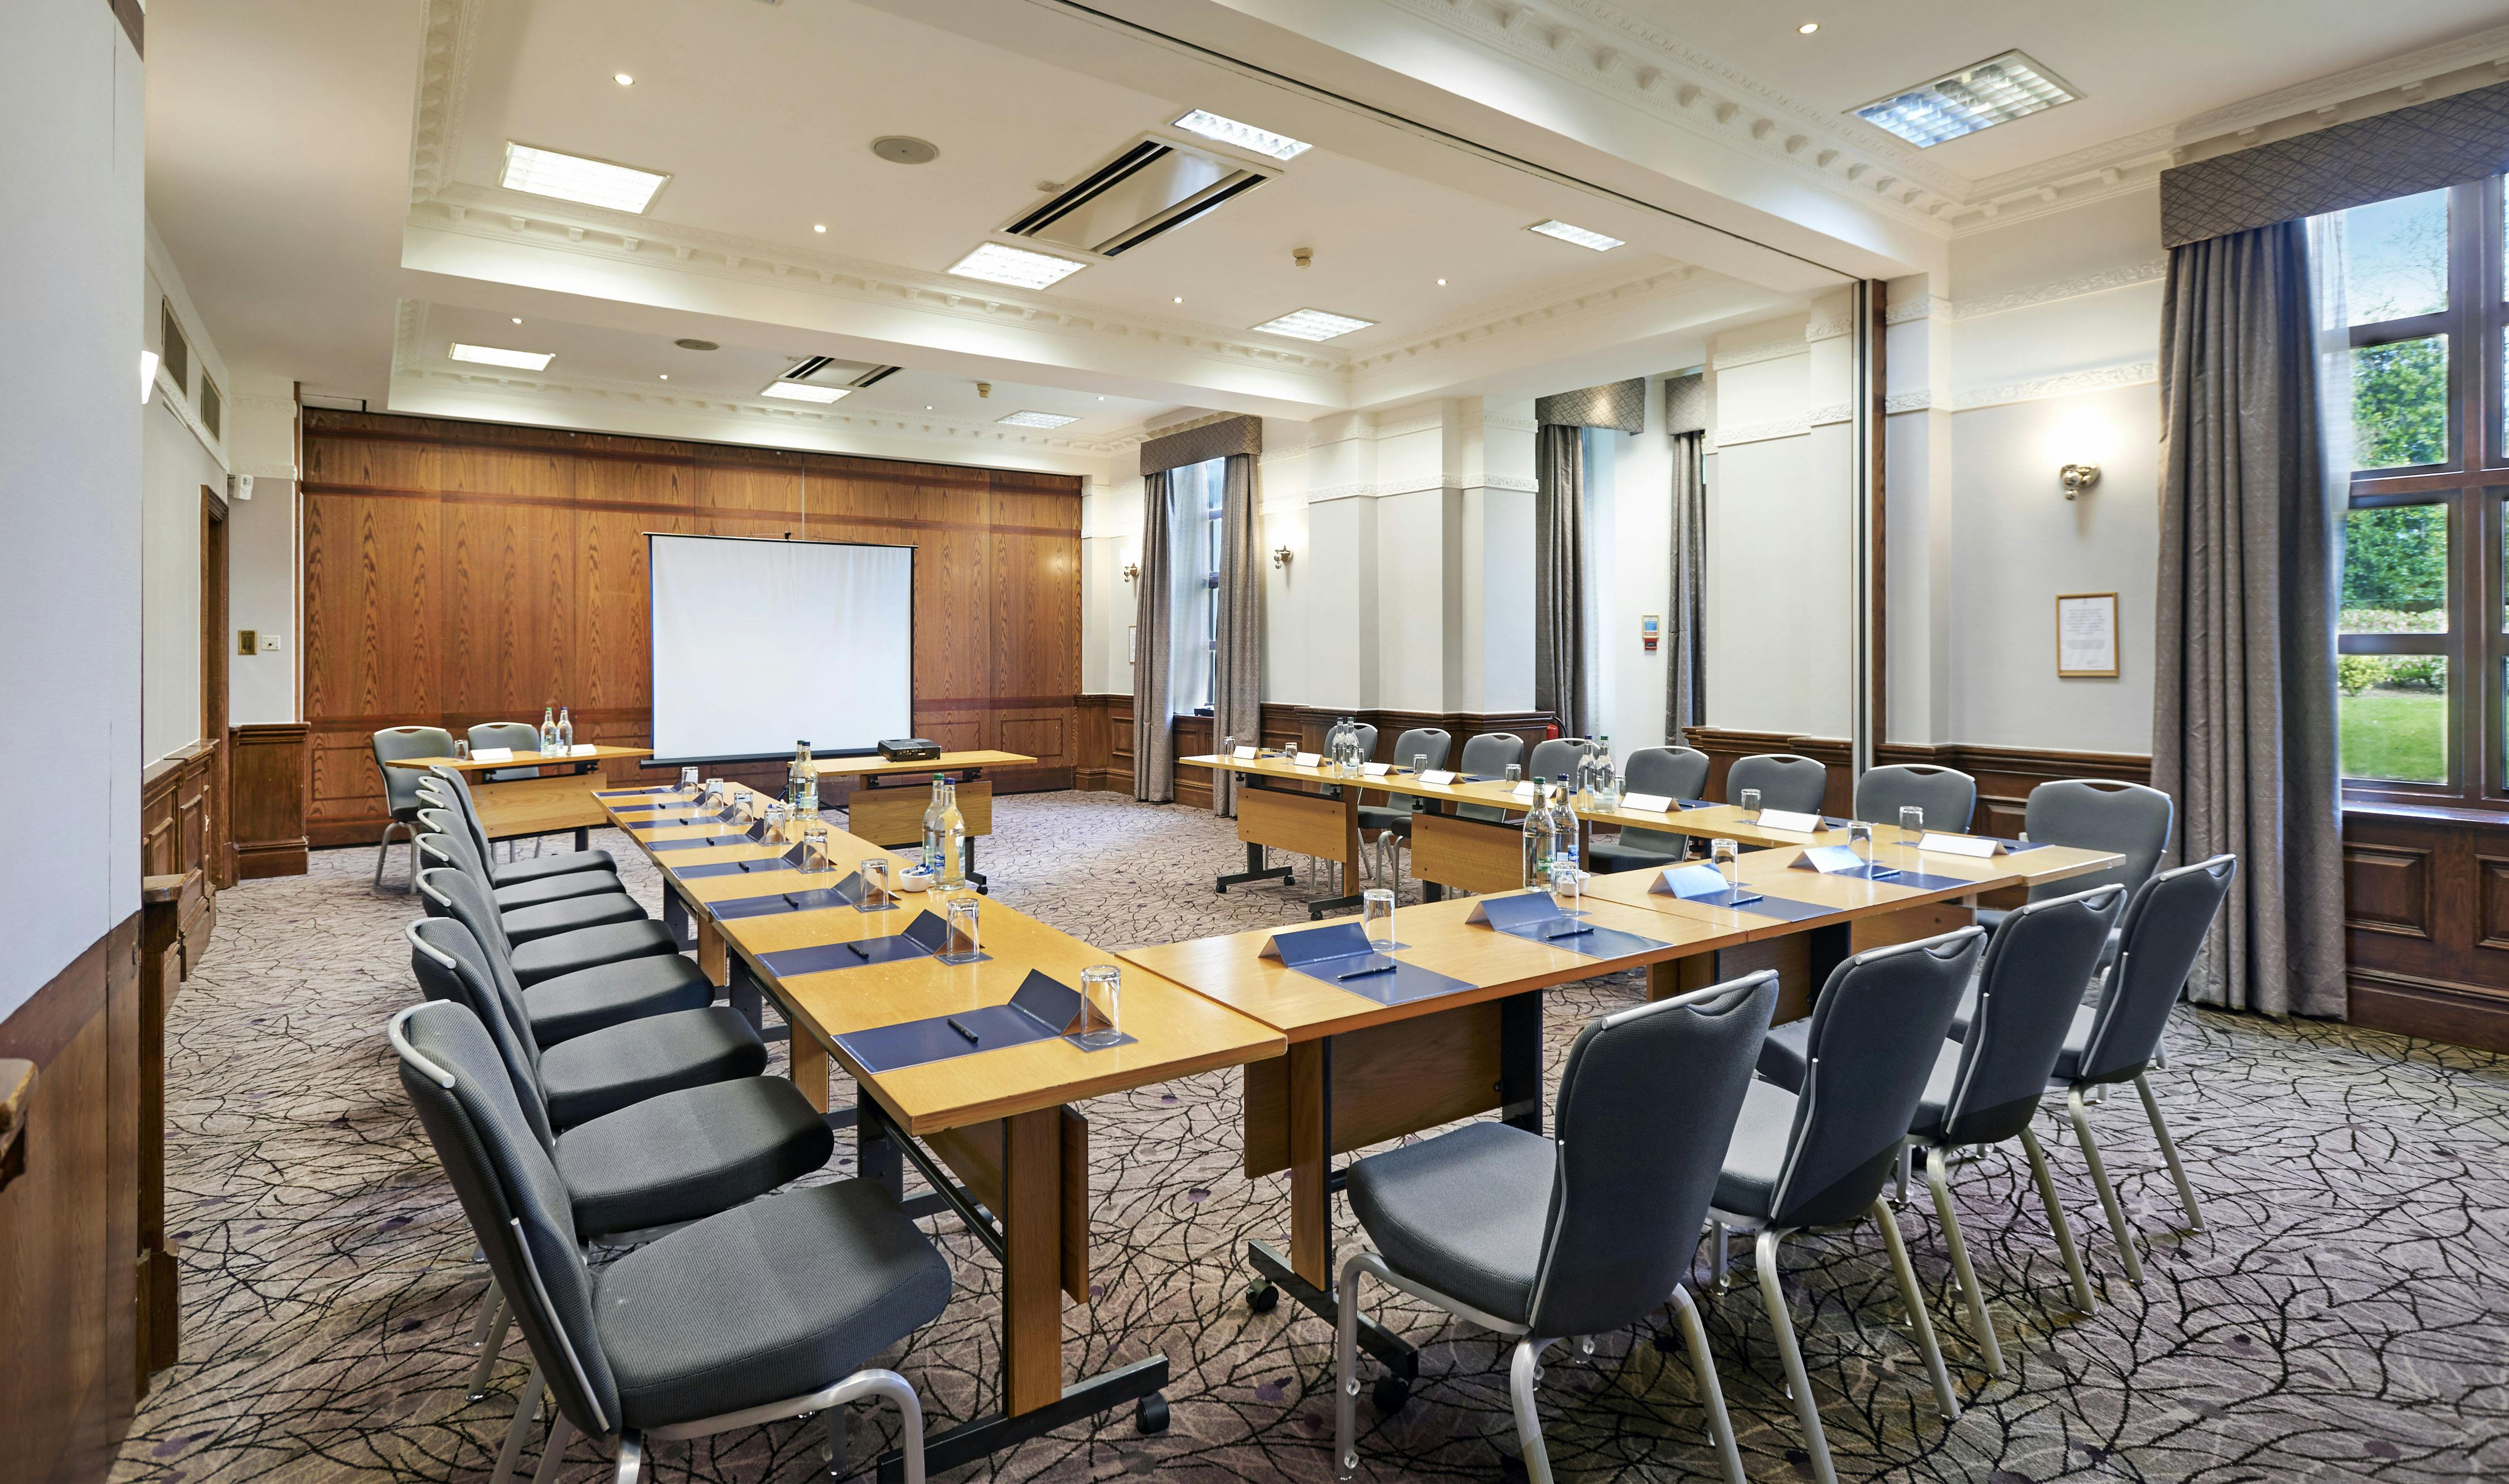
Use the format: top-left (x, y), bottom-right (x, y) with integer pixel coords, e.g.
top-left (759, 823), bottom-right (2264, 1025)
top-left (1131, 469), bottom-right (1176, 803)
top-left (2152, 220), bottom-right (2346, 1018)
top-left (1666, 428), bottom-right (1706, 743)
top-left (1534, 423), bottom-right (1588, 736)
top-left (1210, 453), bottom-right (1262, 816)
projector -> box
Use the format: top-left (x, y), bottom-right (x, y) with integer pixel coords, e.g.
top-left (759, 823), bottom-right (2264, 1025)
top-left (878, 738), bottom-right (942, 763)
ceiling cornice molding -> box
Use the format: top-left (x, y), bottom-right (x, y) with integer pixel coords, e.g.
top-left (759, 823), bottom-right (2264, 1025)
top-left (407, 0), bottom-right (482, 205)
top-left (1953, 257), bottom-right (2168, 320)
top-left (1381, 0), bottom-right (1963, 226)
top-left (1711, 332), bottom-right (1807, 370)
top-left (1347, 261), bottom-right (1707, 371)
top-left (2173, 21), bottom-right (2509, 143)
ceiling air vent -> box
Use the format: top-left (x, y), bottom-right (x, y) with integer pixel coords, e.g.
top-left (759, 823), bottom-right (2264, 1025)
top-left (1004, 135), bottom-right (1271, 259)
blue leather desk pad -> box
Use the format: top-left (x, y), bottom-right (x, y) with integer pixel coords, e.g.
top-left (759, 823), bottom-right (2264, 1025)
top-left (1651, 866), bottom-right (1837, 924)
top-left (1261, 922), bottom-right (1475, 1008)
top-left (756, 911), bottom-right (986, 977)
top-left (835, 969), bottom-right (1131, 1075)
top-left (709, 882), bottom-right (858, 920)
top-left (650, 827), bottom-right (768, 851)
top-left (1467, 891), bottom-right (1670, 960)
top-left (669, 849), bottom-right (807, 881)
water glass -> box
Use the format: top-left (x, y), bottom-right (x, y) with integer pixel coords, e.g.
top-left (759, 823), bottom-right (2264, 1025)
top-left (1740, 788), bottom-right (1762, 820)
top-left (680, 765), bottom-right (700, 796)
top-left (1075, 964), bottom-right (1125, 1049)
top-left (1410, 753), bottom-right (1426, 774)
top-left (1900, 806), bottom-right (1925, 839)
top-left (1362, 888), bottom-right (1396, 950)
top-left (1711, 837), bottom-right (1740, 891)
top-left (1222, 734), bottom-right (1237, 760)
top-left (764, 800), bottom-right (789, 838)
top-left (1504, 763), bottom-right (1523, 784)
top-left (1549, 862), bottom-right (1582, 916)
top-left (452, 738), bottom-right (470, 762)
top-left (1848, 820), bottom-right (1874, 860)
top-left (856, 856), bottom-right (891, 910)
top-left (941, 895), bottom-right (982, 964)
top-left (800, 825), bottom-right (831, 874)
top-left (704, 777), bottom-right (726, 806)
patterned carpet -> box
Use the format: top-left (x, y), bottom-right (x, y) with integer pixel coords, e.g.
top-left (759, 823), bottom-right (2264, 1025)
top-left (112, 792), bottom-right (2509, 1484)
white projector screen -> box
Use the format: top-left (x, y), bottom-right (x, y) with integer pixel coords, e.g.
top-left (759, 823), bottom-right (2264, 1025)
top-left (648, 534), bottom-right (914, 763)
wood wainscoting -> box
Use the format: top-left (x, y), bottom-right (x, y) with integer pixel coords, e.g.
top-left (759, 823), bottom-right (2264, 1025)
top-left (1073, 697), bottom-right (1555, 807)
top-left (227, 723), bottom-right (309, 879)
top-left (2342, 803), bottom-right (2509, 1053)
top-left (141, 743), bottom-right (220, 975)
top-left (299, 410), bottom-right (1082, 848)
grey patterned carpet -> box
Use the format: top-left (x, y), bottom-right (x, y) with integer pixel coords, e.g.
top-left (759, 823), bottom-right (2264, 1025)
top-left (112, 792), bottom-right (2509, 1484)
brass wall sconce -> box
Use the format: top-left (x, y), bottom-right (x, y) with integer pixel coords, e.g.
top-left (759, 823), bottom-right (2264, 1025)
top-left (1272, 546), bottom-right (1294, 569)
top-left (2060, 462), bottom-right (2100, 499)
top-left (1121, 561), bottom-right (1140, 583)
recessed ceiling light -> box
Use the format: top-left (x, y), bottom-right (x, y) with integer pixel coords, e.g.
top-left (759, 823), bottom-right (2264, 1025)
top-left (1853, 50), bottom-right (2078, 148)
top-left (1528, 219), bottom-right (1625, 252)
top-left (1097, 395), bottom-right (1106, 400)
top-left (1173, 296), bottom-right (1184, 304)
top-left (657, 374), bottom-right (668, 380)
top-left (1170, 109), bottom-right (1312, 161)
top-left (946, 242), bottom-right (1086, 290)
top-left (1436, 278), bottom-right (1448, 287)
top-left (813, 224), bottom-right (826, 233)
top-left (1796, 22), bottom-right (1818, 35)
top-left (998, 410), bottom-right (1079, 428)
top-left (500, 142), bottom-right (670, 213)
top-left (870, 135), bottom-right (941, 166)
top-left (762, 382), bottom-right (850, 404)
top-left (448, 342), bottom-right (555, 370)
top-left (1252, 307), bottom-right (1377, 342)
top-left (924, 405), bottom-right (934, 411)
top-left (614, 72), bottom-right (634, 86)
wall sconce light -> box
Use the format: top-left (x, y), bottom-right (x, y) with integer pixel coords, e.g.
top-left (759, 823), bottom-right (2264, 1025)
top-left (2060, 462), bottom-right (2100, 499)
top-left (1272, 546), bottom-right (1294, 569)
top-left (1121, 562), bottom-right (1140, 584)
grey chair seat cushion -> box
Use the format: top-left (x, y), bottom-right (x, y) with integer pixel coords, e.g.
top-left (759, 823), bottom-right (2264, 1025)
top-left (555, 1076), bottom-right (834, 1238)
top-left (1357, 804), bottom-right (1419, 834)
top-left (1712, 1079), bottom-right (1802, 1221)
top-left (508, 919), bottom-right (683, 987)
top-left (524, 953), bottom-right (716, 1047)
top-left (493, 870), bottom-right (626, 911)
top-left (1345, 1120), bottom-right (1552, 1326)
top-left (490, 847), bottom-right (618, 887)
top-left (595, 1179), bottom-right (953, 1429)
top-left (1755, 1021), bottom-right (1963, 1134)
top-left (538, 1006), bottom-right (768, 1129)
top-left (1586, 840), bottom-right (1683, 874)
top-left (501, 892), bottom-right (648, 945)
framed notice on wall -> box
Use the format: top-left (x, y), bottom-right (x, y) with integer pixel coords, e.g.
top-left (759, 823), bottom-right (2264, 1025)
top-left (2056, 592), bottom-right (2119, 677)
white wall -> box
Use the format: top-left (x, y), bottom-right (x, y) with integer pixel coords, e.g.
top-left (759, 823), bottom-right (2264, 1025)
top-left (1, 2), bottom-right (146, 1016)
top-left (226, 389), bottom-right (302, 726)
top-left (140, 225), bottom-right (234, 760)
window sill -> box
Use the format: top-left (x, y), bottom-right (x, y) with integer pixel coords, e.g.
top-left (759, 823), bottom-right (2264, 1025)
top-left (2342, 797), bottom-right (2509, 827)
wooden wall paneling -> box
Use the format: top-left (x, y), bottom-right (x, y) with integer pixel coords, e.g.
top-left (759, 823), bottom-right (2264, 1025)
top-left (2344, 808), bottom-right (2509, 1051)
top-left (302, 429), bottom-right (442, 720)
top-left (693, 448), bottom-right (805, 534)
top-left (227, 723), bottom-right (309, 878)
top-left (439, 445), bottom-right (576, 717)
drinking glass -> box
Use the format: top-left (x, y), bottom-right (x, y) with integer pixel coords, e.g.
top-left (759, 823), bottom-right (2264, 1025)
top-left (764, 800), bottom-right (788, 839)
top-left (680, 765), bottom-right (700, 797)
top-left (1549, 862), bottom-right (1582, 916)
top-left (1222, 734), bottom-right (1237, 760)
top-left (452, 738), bottom-right (470, 762)
top-left (1740, 788), bottom-right (1762, 820)
top-left (1848, 820), bottom-right (1874, 860)
top-left (1900, 806), bottom-right (1925, 840)
top-left (1410, 753), bottom-right (1426, 775)
top-left (941, 895), bottom-right (982, 964)
top-left (1363, 888), bottom-right (1396, 950)
top-left (1711, 837), bottom-right (1740, 891)
top-left (1075, 964), bottom-right (1125, 1049)
top-left (704, 777), bottom-right (725, 806)
top-left (1504, 763), bottom-right (1523, 784)
top-left (856, 855), bottom-right (891, 910)
top-left (801, 825), bottom-right (830, 874)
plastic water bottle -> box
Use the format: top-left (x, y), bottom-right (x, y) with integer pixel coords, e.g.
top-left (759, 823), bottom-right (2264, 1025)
top-left (539, 705), bottom-right (558, 751)
top-left (555, 706), bottom-right (574, 751)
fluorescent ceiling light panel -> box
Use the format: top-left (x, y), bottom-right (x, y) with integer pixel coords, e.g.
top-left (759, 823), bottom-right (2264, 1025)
top-left (499, 142), bottom-right (671, 212)
top-left (448, 342), bottom-right (556, 371)
top-left (1528, 219), bottom-right (1625, 251)
top-left (947, 242), bottom-right (1087, 290)
top-left (1171, 109), bottom-right (1311, 161)
top-left (1853, 51), bottom-right (2077, 147)
top-left (997, 410), bottom-right (1079, 428)
top-left (1252, 308), bottom-right (1376, 342)
top-left (761, 382), bottom-right (850, 404)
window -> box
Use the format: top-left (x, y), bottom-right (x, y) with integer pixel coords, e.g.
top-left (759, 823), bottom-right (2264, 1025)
top-left (200, 374), bottom-right (222, 442)
top-left (1167, 457), bottom-right (1226, 715)
top-left (159, 299), bottom-right (191, 401)
top-left (2333, 177), bottom-right (2509, 805)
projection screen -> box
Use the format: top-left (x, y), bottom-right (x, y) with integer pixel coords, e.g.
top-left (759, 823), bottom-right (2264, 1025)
top-left (648, 534), bottom-right (913, 764)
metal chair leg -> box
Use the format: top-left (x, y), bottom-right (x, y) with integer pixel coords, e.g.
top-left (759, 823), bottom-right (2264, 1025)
top-left (467, 1297), bottom-right (513, 1399)
top-left (2068, 1087), bottom-right (2144, 1286)
top-left (468, 1278), bottom-right (505, 1348)
top-left (530, 1410), bottom-right (575, 1484)
top-left (489, 1364), bottom-right (546, 1484)
top-left (614, 1432), bottom-right (642, 1484)
top-left (1753, 1231), bottom-right (1837, 1484)
top-left (375, 819), bottom-right (414, 891)
top-left (1668, 1284), bottom-right (1748, 1484)
top-left (1873, 1198), bottom-right (1962, 1422)
top-left (1334, 1252), bottom-right (1366, 1481)
top-left (2019, 1123), bottom-right (2095, 1313)
top-left (1924, 1146), bottom-right (2005, 1379)
top-left (2134, 1070), bottom-right (2205, 1232)
top-left (1507, 1337), bottom-right (1557, 1484)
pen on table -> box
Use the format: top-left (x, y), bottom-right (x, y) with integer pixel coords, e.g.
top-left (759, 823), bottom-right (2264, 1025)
top-left (845, 940), bottom-right (870, 959)
top-left (1543, 924), bottom-right (1593, 940)
top-left (1336, 963), bottom-right (1397, 981)
top-left (945, 1017), bottom-right (981, 1045)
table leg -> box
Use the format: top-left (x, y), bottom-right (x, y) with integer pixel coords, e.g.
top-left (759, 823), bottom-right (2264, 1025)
top-left (1217, 840), bottom-right (1294, 893)
top-left (697, 915), bottom-right (726, 987)
top-left (574, 826), bottom-right (589, 852)
top-left (1498, 990), bottom-right (1544, 1134)
top-left (1002, 1107), bottom-right (1064, 1415)
top-left (662, 888), bottom-right (690, 949)
top-left (1806, 922), bottom-right (1852, 1006)
top-left (727, 956), bottom-right (763, 1032)
top-left (789, 1029), bottom-right (830, 1114)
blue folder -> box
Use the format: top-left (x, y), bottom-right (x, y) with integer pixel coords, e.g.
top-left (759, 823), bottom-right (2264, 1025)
top-left (1466, 891), bottom-right (1669, 961)
top-left (757, 911), bottom-right (981, 976)
top-left (837, 969), bottom-right (1131, 1075)
top-left (1260, 921), bottom-right (1475, 1008)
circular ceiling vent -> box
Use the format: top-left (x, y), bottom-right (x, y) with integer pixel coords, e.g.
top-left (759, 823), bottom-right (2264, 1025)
top-left (870, 135), bottom-right (940, 166)
top-left (672, 338), bottom-right (720, 351)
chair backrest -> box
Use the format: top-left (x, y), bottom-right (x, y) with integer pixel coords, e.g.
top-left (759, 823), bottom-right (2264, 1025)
top-left (469, 721), bottom-right (543, 782)
top-left (418, 808), bottom-right (492, 883)
top-left (1528, 972), bottom-right (1777, 1337)
top-left (1935, 885), bottom-right (2129, 1146)
top-left (407, 915), bottom-right (553, 1146)
top-left (419, 862), bottom-right (517, 962)
top-left (1349, 722), bottom-right (1379, 759)
top-left (1525, 736), bottom-right (1587, 788)
top-left (427, 765), bottom-right (499, 864)
top-left (372, 727), bottom-right (456, 819)
top-left (2072, 855), bottom-right (2237, 1086)
top-left (1726, 753), bottom-right (1828, 816)
top-left (1771, 927), bottom-right (1983, 1229)
top-left (2022, 780), bottom-right (2176, 904)
top-left (1455, 733), bottom-right (1525, 821)
top-left (1854, 764), bottom-right (1977, 833)
top-left (1616, 747), bottom-right (1710, 855)
top-left (392, 1001), bottom-right (620, 1438)
top-left (1385, 729), bottom-right (1451, 813)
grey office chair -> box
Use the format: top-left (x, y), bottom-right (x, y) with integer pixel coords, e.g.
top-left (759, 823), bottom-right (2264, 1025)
top-left (418, 835), bottom-right (647, 944)
top-left (419, 863), bottom-right (679, 990)
top-left (1524, 736), bottom-right (1587, 791)
top-left (2052, 855), bottom-right (2237, 1288)
top-left (471, 720), bottom-right (561, 856)
top-left (1854, 763), bottom-right (1977, 834)
top-left (1587, 746), bottom-right (1709, 873)
top-left (1707, 928), bottom-right (1983, 1484)
top-left (414, 857), bottom-right (710, 1048)
top-left (1756, 886), bottom-right (2127, 1376)
top-left (1360, 728), bottom-right (1452, 886)
top-left (372, 725), bottom-right (456, 890)
top-left (1454, 733), bottom-right (1527, 823)
top-left (418, 808), bottom-right (621, 910)
top-left (393, 1001), bottom-right (948, 1484)
top-left (1335, 972), bottom-right (1776, 1484)
top-left (1725, 753), bottom-right (1827, 816)
top-left (1974, 781), bottom-right (2176, 977)
top-left (427, 765), bottom-right (618, 885)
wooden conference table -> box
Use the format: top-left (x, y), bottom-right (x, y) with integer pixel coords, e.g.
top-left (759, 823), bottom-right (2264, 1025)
top-left (595, 783), bottom-right (1281, 1481)
top-left (385, 745), bottom-right (654, 851)
top-left (810, 748), bottom-right (1033, 890)
top-left (1117, 831), bottom-right (2123, 1380)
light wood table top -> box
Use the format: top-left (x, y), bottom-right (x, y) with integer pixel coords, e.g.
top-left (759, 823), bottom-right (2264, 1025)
top-left (1581, 838), bottom-right (2125, 936)
top-left (809, 749), bottom-right (1034, 779)
top-left (386, 745), bottom-right (653, 773)
top-left (599, 786), bottom-right (1283, 1137)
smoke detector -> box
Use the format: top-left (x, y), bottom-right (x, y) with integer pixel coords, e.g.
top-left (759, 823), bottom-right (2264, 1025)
top-left (1293, 246), bottom-right (1313, 269)
top-left (976, 381), bottom-right (992, 398)
top-left (871, 136), bottom-right (941, 166)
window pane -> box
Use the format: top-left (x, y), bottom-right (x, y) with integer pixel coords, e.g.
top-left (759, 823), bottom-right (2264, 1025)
top-left (2341, 504), bottom-right (2447, 633)
top-left (2351, 334), bottom-right (2449, 469)
top-left (2338, 655), bottom-right (2446, 782)
top-left (2335, 187), bottom-right (2448, 325)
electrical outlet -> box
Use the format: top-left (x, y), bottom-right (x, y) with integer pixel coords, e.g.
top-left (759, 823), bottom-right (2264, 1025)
top-left (237, 629), bottom-right (257, 655)
top-left (259, 633), bottom-right (284, 654)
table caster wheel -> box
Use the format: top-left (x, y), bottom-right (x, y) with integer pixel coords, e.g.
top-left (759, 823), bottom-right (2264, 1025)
top-left (1247, 1281), bottom-right (1279, 1313)
top-left (1136, 1392), bottom-right (1170, 1435)
top-left (1371, 1374), bottom-right (1410, 1415)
